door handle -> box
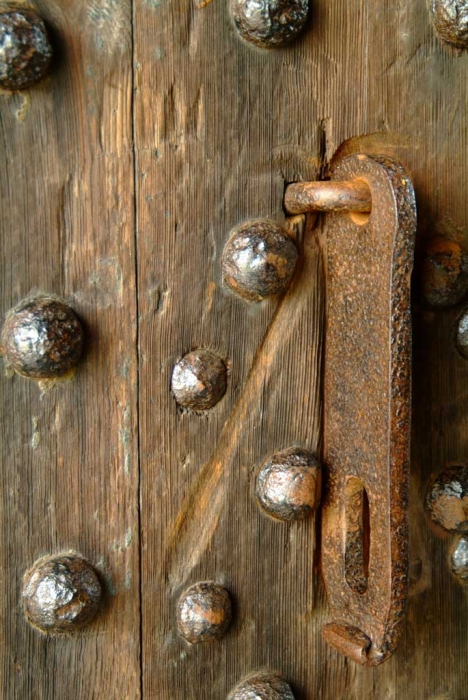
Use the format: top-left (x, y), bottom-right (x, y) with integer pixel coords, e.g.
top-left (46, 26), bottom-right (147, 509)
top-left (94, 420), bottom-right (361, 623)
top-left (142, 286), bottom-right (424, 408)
top-left (286, 153), bottom-right (417, 666)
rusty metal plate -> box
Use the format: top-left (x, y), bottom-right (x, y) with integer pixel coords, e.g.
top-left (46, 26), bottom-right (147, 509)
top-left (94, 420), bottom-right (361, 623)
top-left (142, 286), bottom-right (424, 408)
top-left (321, 154), bottom-right (416, 666)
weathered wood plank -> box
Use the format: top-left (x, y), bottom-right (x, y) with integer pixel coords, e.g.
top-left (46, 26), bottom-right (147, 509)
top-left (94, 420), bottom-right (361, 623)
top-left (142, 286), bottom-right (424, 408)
top-left (0, 2), bottom-right (140, 698)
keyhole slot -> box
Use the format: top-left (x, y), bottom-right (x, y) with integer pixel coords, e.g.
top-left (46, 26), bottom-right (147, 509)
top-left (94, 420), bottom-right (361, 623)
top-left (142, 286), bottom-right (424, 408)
top-left (344, 478), bottom-right (370, 595)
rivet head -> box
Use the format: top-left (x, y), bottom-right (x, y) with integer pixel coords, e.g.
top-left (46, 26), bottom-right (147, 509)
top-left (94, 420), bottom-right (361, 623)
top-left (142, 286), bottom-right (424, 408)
top-left (229, 672), bottom-right (295, 700)
top-left (449, 536), bottom-right (468, 583)
top-left (455, 307), bottom-right (468, 358)
top-left (222, 219), bottom-right (298, 302)
top-left (230, 0), bottom-right (308, 49)
top-left (420, 237), bottom-right (468, 309)
top-left (425, 465), bottom-right (468, 534)
top-left (1, 296), bottom-right (84, 379)
top-left (177, 582), bottom-right (232, 644)
top-left (171, 350), bottom-right (227, 410)
top-left (430, 0), bottom-right (468, 49)
top-left (256, 448), bottom-right (321, 521)
top-left (0, 8), bottom-right (53, 90)
top-left (22, 554), bottom-right (102, 634)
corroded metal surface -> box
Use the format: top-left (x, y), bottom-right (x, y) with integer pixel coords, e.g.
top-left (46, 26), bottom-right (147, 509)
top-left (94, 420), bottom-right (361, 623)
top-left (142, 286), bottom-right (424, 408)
top-left (176, 582), bottom-right (232, 644)
top-left (449, 536), bottom-right (468, 582)
top-left (284, 180), bottom-right (372, 215)
top-left (425, 464), bottom-right (468, 534)
top-left (228, 672), bottom-right (295, 699)
top-left (420, 237), bottom-right (468, 308)
top-left (22, 554), bottom-right (102, 634)
top-left (429, 0), bottom-right (468, 49)
top-left (322, 154), bottom-right (416, 666)
top-left (255, 447), bottom-right (321, 521)
top-left (456, 309), bottom-right (468, 358)
top-left (0, 7), bottom-right (52, 90)
top-left (230, 0), bottom-right (308, 49)
top-left (171, 349), bottom-right (227, 410)
top-left (221, 219), bottom-right (298, 302)
top-left (1, 296), bottom-right (84, 378)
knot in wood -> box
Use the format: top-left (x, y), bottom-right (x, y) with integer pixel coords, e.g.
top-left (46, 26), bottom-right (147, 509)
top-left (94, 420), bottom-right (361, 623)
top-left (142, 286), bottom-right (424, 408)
top-left (22, 554), bottom-right (102, 634)
top-left (177, 582), bottom-right (232, 644)
top-left (0, 7), bottom-right (53, 90)
top-left (222, 219), bottom-right (298, 302)
top-left (228, 672), bottom-right (295, 699)
top-left (1, 296), bottom-right (84, 379)
top-left (255, 447), bottom-right (321, 521)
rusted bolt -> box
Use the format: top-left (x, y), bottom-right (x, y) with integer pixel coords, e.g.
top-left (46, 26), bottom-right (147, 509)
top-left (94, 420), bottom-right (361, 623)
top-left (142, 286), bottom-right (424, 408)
top-left (255, 447), bottom-right (321, 521)
top-left (176, 581), bottom-right (232, 644)
top-left (228, 672), bottom-right (295, 699)
top-left (455, 307), bottom-right (468, 359)
top-left (420, 237), bottom-right (468, 309)
top-left (284, 180), bottom-right (373, 215)
top-left (230, 0), bottom-right (308, 49)
top-left (221, 219), bottom-right (298, 302)
top-left (1, 296), bottom-right (84, 379)
top-left (430, 0), bottom-right (468, 49)
top-left (0, 7), bottom-right (53, 90)
top-left (449, 535), bottom-right (468, 583)
top-left (22, 553), bottom-right (102, 634)
top-left (425, 465), bottom-right (468, 535)
top-left (171, 350), bottom-right (227, 410)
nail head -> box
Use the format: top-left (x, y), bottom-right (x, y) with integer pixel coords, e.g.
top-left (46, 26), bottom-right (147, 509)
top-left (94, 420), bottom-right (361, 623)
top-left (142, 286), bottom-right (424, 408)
top-left (177, 581), bottom-right (232, 644)
top-left (171, 350), bottom-right (227, 410)
top-left (0, 7), bottom-right (53, 90)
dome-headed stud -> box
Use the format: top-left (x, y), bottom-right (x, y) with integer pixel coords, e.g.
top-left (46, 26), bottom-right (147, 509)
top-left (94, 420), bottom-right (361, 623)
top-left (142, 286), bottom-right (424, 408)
top-left (456, 307), bottom-right (468, 359)
top-left (171, 349), bottom-right (227, 410)
top-left (228, 672), bottom-right (295, 699)
top-left (0, 7), bottom-right (53, 90)
top-left (420, 238), bottom-right (468, 309)
top-left (222, 219), bottom-right (298, 302)
top-left (230, 0), bottom-right (308, 49)
top-left (430, 0), bottom-right (468, 49)
top-left (449, 536), bottom-right (468, 583)
top-left (177, 582), bottom-right (232, 644)
top-left (1, 296), bottom-right (84, 379)
top-left (22, 554), bottom-right (102, 634)
top-left (256, 447), bottom-right (321, 521)
top-left (425, 465), bottom-right (468, 535)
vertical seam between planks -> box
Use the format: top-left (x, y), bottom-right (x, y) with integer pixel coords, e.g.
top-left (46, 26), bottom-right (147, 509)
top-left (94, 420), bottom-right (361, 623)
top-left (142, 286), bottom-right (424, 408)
top-left (130, 1), bottom-right (144, 698)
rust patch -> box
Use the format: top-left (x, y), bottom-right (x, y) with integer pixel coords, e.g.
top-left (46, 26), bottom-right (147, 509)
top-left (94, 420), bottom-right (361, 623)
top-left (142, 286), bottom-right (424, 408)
top-left (425, 465), bottom-right (468, 535)
top-left (420, 237), bottom-right (468, 309)
top-left (321, 154), bottom-right (416, 665)
top-left (430, 0), bottom-right (468, 49)
top-left (0, 6), bottom-right (52, 90)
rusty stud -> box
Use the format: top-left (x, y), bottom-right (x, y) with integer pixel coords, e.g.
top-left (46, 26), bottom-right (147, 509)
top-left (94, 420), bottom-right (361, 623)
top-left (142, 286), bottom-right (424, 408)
top-left (176, 581), bottom-right (232, 644)
top-left (171, 349), bottom-right (227, 410)
top-left (455, 307), bottom-right (468, 359)
top-left (1, 296), bottom-right (84, 379)
top-left (255, 447), bottom-right (321, 521)
top-left (228, 672), bottom-right (295, 699)
top-left (430, 0), bottom-right (468, 49)
top-left (449, 535), bottom-right (468, 583)
top-left (230, 0), bottom-right (308, 49)
top-left (420, 238), bottom-right (468, 309)
top-left (425, 465), bottom-right (468, 535)
top-left (22, 554), bottom-right (102, 634)
top-left (221, 219), bottom-right (298, 303)
top-left (0, 7), bottom-right (53, 90)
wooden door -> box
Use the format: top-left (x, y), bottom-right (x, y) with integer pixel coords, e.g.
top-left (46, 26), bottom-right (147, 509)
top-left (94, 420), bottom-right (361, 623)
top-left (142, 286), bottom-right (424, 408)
top-left (1, 1), bottom-right (467, 698)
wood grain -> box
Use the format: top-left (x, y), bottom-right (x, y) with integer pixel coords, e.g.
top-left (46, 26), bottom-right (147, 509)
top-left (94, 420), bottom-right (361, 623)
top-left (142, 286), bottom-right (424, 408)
top-left (0, 1), bottom-right (140, 698)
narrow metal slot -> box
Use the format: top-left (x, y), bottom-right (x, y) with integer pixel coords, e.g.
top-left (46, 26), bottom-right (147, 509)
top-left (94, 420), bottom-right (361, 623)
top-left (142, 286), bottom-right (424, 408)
top-left (344, 478), bottom-right (370, 595)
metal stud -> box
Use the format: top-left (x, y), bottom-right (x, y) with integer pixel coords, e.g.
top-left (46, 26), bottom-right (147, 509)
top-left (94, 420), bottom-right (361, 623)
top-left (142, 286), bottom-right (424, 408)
top-left (222, 219), bottom-right (298, 303)
top-left (255, 447), bottom-right (321, 521)
top-left (0, 6), bottom-right (53, 90)
top-left (171, 350), bottom-right (227, 410)
top-left (429, 0), bottom-right (468, 49)
top-left (456, 307), bottom-right (468, 359)
top-left (230, 0), bottom-right (309, 49)
top-left (1, 296), bottom-right (84, 379)
top-left (449, 535), bottom-right (468, 583)
top-left (228, 672), bottom-right (295, 700)
top-left (420, 238), bottom-right (468, 309)
top-left (22, 553), bottom-right (102, 634)
top-left (425, 465), bottom-right (468, 535)
top-left (177, 581), bottom-right (232, 644)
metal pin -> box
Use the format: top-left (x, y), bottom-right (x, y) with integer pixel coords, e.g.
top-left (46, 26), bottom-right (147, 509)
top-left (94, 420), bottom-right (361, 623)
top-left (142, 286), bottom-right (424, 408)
top-left (284, 179), bottom-right (372, 215)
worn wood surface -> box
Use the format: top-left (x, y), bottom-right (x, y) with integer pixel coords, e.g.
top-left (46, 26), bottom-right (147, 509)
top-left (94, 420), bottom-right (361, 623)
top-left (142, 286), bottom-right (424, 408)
top-left (1, 0), bottom-right (468, 698)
